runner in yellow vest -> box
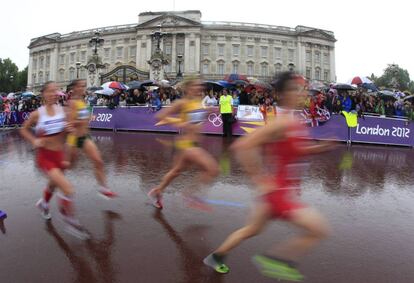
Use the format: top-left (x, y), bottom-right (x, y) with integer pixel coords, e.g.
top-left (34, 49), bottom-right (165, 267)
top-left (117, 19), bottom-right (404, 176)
top-left (219, 89), bottom-right (233, 137)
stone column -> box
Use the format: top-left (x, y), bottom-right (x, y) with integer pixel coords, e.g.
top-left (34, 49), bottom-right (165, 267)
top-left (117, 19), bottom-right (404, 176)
top-left (194, 33), bottom-right (201, 75)
top-left (297, 40), bottom-right (304, 75)
top-left (146, 36), bottom-right (152, 72)
top-left (329, 47), bottom-right (336, 82)
top-left (50, 45), bottom-right (58, 81)
top-left (184, 34), bottom-right (190, 74)
top-left (27, 53), bottom-right (33, 88)
top-left (171, 34), bottom-right (176, 74)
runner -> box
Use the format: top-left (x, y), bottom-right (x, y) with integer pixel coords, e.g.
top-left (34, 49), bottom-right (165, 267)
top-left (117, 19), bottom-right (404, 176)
top-left (66, 79), bottom-right (117, 199)
top-left (203, 72), bottom-right (333, 281)
top-left (147, 78), bottom-right (219, 210)
top-left (20, 81), bottom-right (89, 239)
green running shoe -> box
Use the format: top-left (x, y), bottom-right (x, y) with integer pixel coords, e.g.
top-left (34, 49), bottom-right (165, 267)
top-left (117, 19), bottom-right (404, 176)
top-left (203, 253), bottom-right (230, 274)
top-left (252, 255), bottom-right (304, 282)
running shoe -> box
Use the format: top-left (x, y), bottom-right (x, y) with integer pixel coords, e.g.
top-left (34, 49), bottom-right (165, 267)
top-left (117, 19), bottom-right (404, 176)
top-left (252, 255), bottom-right (304, 282)
top-left (203, 253), bottom-right (230, 274)
top-left (36, 198), bottom-right (51, 220)
top-left (62, 216), bottom-right (90, 240)
top-left (98, 188), bottom-right (118, 200)
top-left (147, 188), bottom-right (163, 209)
top-left (184, 195), bottom-right (212, 212)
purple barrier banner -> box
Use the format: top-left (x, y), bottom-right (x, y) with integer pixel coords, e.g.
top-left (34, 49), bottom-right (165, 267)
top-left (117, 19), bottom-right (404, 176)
top-left (88, 106), bottom-right (414, 146)
top-left (115, 107), bottom-right (178, 132)
top-left (90, 107), bottom-right (116, 129)
top-left (350, 116), bottom-right (414, 146)
top-left (0, 111), bottom-right (31, 127)
top-left (307, 114), bottom-right (348, 141)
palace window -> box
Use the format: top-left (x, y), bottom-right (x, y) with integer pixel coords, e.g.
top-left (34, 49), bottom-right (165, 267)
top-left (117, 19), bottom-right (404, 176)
top-left (315, 51), bottom-right (320, 63)
top-left (39, 57), bottom-right (44, 69)
top-left (324, 70), bottom-right (330, 81)
top-left (59, 55), bottom-right (65, 65)
top-left (218, 44), bottom-right (225, 56)
top-left (306, 67), bottom-right (311, 79)
top-left (202, 63), bottom-right (209, 74)
top-left (81, 51), bottom-right (86, 62)
top-left (306, 51), bottom-right (312, 63)
top-left (130, 46), bottom-right (137, 58)
top-left (261, 46), bottom-right (268, 58)
top-left (58, 70), bottom-right (64, 82)
top-left (69, 68), bottom-right (75, 81)
top-left (261, 64), bottom-right (268, 76)
top-left (324, 53), bottom-right (329, 65)
top-left (177, 43), bottom-right (184, 55)
top-left (38, 72), bottom-right (43, 84)
top-left (104, 48), bottom-right (110, 59)
top-left (46, 56), bottom-right (50, 68)
top-left (203, 44), bottom-right (209, 56)
top-left (45, 72), bottom-right (49, 82)
top-left (315, 67), bottom-right (321, 80)
top-left (275, 63), bottom-right (282, 74)
top-left (33, 58), bottom-right (37, 69)
top-left (232, 62), bottom-right (239, 74)
top-left (247, 63), bottom-right (254, 76)
top-left (247, 46), bottom-right (253, 57)
top-left (218, 62), bottom-right (224, 75)
top-left (233, 45), bottom-right (239, 56)
top-left (275, 47), bottom-right (282, 59)
top-left (163, 44), bottom-right (171, 55)
top-left (70, 53), bottom-right (75, 64)
top-left (116, 47), bottom-right (123, 58)
top-left (288, 49), bottom-right (294, 62)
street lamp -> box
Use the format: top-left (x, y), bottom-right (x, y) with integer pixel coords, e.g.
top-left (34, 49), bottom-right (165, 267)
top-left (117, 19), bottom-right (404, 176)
top-left (177, 54), bottom-right (183, 78)
top-left (76, 62), bottom-right (81, 78)
top-left (89, 31), bottom-right (104, 56)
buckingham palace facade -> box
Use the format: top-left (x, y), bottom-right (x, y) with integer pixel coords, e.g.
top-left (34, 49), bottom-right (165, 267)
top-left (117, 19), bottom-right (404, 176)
top-left (27, 10), bottom-right (336, 91)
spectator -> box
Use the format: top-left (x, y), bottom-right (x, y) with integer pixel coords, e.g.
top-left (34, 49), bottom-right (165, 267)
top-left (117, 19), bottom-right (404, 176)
top-left (219, 89), bottom-right (233, 137)
top-left (239, 89), bottom-right (250, 105)
top-left (202, 91), bottom-right (218, 107)
top-left (232, 91), bottom-right (240, 107)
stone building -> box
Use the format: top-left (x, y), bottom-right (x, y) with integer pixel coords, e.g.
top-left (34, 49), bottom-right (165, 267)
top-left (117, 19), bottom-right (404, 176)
top-left (27, 10), bottom-right (336, 91)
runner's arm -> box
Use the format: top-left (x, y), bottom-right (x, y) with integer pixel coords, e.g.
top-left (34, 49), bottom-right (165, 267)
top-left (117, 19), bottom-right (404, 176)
top-left (20, 111), bottom-right (39, 146)
top-left (155, 100), bottom-right (183, 122)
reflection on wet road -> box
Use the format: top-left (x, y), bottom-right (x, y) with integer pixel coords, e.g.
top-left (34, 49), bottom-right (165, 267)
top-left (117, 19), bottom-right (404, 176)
top-left (1, 130), bottom-right (414, 283)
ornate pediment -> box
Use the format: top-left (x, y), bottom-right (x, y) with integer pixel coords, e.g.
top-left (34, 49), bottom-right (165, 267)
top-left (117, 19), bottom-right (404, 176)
top-left (29, 34), bottom-right (59, 48)
top-left (137, 14), bottom-right (202, 29)
top-left (298, 29), bottom-right (336, 42)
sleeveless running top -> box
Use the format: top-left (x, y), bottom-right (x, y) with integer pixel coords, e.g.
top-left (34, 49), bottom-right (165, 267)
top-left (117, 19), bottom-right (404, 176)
top-left (35, 105), bottom-right (66, 136)
top-left (180, 99), bottom-right (207, 124)
top-left (270, 113), bottom-right (309, 189)
top-left (74, 100), bottom-right (90, 120)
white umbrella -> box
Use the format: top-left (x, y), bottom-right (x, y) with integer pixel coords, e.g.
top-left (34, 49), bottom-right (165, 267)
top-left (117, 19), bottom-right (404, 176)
top-left (7, 93), bottom-right (15, 99)
top-left (95, 88), bottom-right (115, 96)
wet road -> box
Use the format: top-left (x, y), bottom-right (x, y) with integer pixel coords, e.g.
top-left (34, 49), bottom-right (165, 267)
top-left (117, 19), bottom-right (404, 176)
top-left (1, 129), bottom-right (414, 283)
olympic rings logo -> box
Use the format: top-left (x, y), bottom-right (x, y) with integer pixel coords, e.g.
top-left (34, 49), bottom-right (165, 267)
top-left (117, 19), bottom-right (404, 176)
top-left (22, 112), bottom-right (30, 120)
top-left (208, 113), bottom-right (223, 127)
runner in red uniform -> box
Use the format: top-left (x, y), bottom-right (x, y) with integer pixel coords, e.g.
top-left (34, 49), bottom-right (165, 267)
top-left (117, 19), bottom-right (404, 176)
top-left (20, 81), bottom-right (89, 240)
top-left (204, 72), bottom-right (334, 281)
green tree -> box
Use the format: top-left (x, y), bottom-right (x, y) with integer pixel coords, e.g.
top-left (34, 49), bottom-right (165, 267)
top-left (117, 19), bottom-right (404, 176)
top-left (374, 64), bottom-right (411, 91)
top-left (0, 58), bottom-right (19, 93)
top-left (16, 66), bottom-right (28, 92)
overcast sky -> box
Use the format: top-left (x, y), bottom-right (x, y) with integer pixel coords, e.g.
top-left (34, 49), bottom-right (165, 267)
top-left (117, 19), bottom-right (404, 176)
top-left (2, 0), bottom-right (413, 81)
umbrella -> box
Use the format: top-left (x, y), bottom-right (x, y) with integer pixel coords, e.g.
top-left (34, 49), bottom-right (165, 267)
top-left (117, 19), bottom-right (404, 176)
top-left (360, 83), bottom-right (378, 92)
top-left (309, 81), bottom-right (326, 91)
top-left (232, 80), bottom-right (249, 86)
top-left (101, 81), bottom-right (128, 90)
top-left (377, 90), bottom-right (397, 101)
top-left (158, 79), bottom-right (171, 88)
top-left (128, 80), bottom-right (156, 90)
top-left (245, 80), bottom-right (272, 93)
top-left (332, 84), bottom-right (356, 90)
top-left (22, 91), bottom-right (34, 98)
top-left (0, 92), bottom-right (7, 98)
top-left (87, 86), bottom-right (103, 92)
top-left (95, 88), bottom-right (115, 96)
top-left (348, 76), bottom-right (373, 85)
top-left (204, 81), bottom-right (225, 92)
top-left (403, 95), bottom-right (414, 102)
top-left (224, 74), bottom-right (248, 83)
top-left (216, 80), bottom-right (235, 89)
top-left (6, 93), bottom-right (15, 100)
